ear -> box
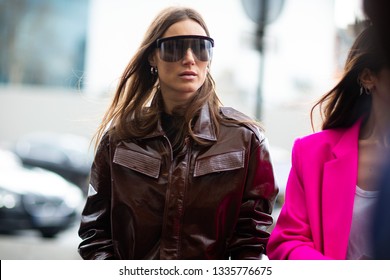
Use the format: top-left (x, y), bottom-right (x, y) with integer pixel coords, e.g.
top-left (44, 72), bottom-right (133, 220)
top-left (148, 51), bottom-right (157, 66)
top-left (359, 68), bottom-right (376, 89)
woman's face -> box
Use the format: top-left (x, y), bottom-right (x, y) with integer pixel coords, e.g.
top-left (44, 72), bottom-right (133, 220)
top-left (374, 67), bottom-right (390, 102)
top-left (149, 19), bottom-right (211, 114)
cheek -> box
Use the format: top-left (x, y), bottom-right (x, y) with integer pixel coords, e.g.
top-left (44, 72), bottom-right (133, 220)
top-left (157, 64), bottom-right (175, 79)
top-left (385, 74), bottom-right (390, 90)
top-left (198, 64), bottom-right (209, 81)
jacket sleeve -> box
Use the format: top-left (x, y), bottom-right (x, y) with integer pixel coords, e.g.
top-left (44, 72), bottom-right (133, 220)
top-left (228, 136), bottom-right (278, 259)
top-left (266, 138), bottom-right (331, 260)
top-left (78, 134), bottom-right (116, 260)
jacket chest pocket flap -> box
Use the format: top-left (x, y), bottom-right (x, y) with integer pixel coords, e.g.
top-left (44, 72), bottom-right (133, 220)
top-left (194, 150), bottom-right (245, 177)
top-left (113, 146), bottom-right (161, 178)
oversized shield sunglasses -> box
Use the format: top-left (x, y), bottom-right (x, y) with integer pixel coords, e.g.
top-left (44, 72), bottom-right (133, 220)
top-left (155, 35), bottom-right (214, 62)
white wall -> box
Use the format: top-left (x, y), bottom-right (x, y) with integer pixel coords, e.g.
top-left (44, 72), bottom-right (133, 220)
top-left (0, 86), bottom-right (109, 147)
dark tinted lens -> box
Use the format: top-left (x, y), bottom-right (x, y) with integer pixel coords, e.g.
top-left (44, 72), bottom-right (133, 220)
top-left (188, 39), bottom-right (213, 61)
top-left (160, 40), bottom-right (185, 62)
top-left (158, 37), bottom-right (213, 62)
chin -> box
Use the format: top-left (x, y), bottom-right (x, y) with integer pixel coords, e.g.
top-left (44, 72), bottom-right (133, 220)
top-left (177, 86), bottom-right (198, 94)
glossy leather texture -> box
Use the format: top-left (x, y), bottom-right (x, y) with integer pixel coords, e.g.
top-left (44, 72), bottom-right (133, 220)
top-left (78, 104), bottom-right (278, 259)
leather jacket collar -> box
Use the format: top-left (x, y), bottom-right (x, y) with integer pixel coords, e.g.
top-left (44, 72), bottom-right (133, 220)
top-left (140, 103), bottom-right (218, 142)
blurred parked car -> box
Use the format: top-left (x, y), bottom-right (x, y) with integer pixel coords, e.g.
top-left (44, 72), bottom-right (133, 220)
top-left (0, 149), bottom-right (84, 238)
top-left (14, 132), bottom-right (93, 194)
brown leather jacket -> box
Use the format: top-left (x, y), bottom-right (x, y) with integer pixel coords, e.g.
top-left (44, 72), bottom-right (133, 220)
top-left (78, 105), bottom-right (278, 259)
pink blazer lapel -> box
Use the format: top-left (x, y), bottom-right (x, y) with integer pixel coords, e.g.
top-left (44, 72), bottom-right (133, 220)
top-left (321, 120), bottom-right (362, 259)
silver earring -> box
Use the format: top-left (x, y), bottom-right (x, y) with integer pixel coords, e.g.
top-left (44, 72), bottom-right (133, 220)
top-left (359, 86), bottom-right (371, 96)
top-left (150, 66), bottom-right (158, 76)
top-left (358, 78), bottom-right (371, 96)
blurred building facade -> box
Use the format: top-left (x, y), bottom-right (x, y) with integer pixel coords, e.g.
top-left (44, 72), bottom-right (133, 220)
top-left (0, 0), bottom-right (89, 88)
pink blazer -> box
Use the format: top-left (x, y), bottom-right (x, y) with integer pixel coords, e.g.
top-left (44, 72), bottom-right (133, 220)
top-left (267, 120), bottom-right (362, 260)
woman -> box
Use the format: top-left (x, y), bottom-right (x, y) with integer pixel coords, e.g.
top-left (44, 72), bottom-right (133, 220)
top-left (267, 23), bottom-right (390, 260)
top-left (364, 0), bottom-right (390, 260)
top-left (78, 6), bottom-right (278, 260)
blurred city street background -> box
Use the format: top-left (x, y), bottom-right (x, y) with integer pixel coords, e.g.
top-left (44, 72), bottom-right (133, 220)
top-left (0, 224), bottom-right (81, 260)
top-left (0, 0), bottom-right (365, 259)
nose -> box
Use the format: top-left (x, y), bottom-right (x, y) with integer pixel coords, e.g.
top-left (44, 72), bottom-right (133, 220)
top-left (182, 48), bottom-right (196, 64)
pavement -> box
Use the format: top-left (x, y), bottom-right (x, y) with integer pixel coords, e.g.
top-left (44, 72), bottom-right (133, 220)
top-left (0, 224), bottom-right (82, 260)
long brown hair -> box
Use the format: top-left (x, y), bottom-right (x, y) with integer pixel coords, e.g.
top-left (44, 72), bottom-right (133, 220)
top-left (310, 23), bottom-right (387, 131)
top-left (93, 6), bottom-right (224, 149)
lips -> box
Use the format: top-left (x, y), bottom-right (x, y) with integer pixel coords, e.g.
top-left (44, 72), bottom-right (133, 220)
top-left (179, 71), bottom-right (197, 77)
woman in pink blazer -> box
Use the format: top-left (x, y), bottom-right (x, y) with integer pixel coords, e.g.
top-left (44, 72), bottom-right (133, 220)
top-left (267, 23), bottom-right (390, 260)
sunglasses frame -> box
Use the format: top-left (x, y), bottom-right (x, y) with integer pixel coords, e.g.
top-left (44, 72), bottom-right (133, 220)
top-left (155, 35), bottom-right (214, 62)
